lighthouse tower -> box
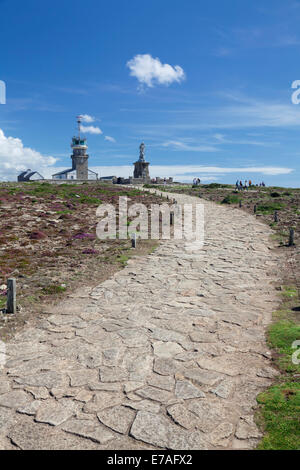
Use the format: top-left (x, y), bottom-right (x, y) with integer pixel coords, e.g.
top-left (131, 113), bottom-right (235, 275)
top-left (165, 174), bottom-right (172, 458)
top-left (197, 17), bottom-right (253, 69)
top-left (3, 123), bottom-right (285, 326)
top-left (71, 116), bottom-right (89, 180)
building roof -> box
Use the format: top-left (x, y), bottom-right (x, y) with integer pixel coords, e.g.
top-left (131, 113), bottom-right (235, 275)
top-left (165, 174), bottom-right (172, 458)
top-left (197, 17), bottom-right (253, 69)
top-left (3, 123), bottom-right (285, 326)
top-left (18, 169), bottom-right (44, 180)
top-left (52, 168), bottom-right (74, 176)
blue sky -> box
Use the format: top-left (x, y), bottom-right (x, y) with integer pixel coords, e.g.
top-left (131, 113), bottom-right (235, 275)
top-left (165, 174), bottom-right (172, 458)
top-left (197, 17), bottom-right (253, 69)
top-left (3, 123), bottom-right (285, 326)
top-left (0, 0), bottom-right (300, 186)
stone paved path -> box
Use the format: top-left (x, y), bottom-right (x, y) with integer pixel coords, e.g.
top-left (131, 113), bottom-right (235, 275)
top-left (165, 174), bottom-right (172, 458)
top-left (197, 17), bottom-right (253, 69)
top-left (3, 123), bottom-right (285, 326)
top-left (0, 191), bottom-right (281, 450)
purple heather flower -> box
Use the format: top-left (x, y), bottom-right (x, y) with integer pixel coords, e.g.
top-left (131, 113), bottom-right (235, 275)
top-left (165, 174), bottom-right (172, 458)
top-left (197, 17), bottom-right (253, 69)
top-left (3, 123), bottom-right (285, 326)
top-left (82, 249), bottom-right (99, 255)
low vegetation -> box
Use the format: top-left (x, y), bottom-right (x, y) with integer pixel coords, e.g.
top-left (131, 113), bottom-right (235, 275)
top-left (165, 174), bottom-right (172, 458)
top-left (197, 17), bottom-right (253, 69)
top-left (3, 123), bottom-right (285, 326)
top-left (221, 194), bottom-right (241, 204)
top-left (0, 181), bottom-right (165, 340)
top-left (255, 284), bottom-right (300, 450)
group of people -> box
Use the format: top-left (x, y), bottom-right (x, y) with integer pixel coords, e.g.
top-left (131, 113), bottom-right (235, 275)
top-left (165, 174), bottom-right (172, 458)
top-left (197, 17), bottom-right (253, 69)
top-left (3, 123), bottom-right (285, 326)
top-left (235, 180), bottom-right (266, 191)
top-left (192, 177), bottom-right (201, 186)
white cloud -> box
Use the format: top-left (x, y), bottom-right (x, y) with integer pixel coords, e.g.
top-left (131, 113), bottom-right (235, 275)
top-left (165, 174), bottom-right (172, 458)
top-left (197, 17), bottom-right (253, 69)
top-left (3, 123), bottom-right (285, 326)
top-left (79, 114), bottom-right (95, 123)
top-left (86, 164), bottom-right (293, 182)
top-left (212, 133), bottom-right (277, 147)
top-left (0, 128), bottom-right (57, 181)
top-left (127, 54), bottom-right (185, 88)
top-left (104, 135), bottom-right (116, 143)
top-left (162, 140), bottom-right (218, 152)
top-left (80, 125), bottom-right (103, 135)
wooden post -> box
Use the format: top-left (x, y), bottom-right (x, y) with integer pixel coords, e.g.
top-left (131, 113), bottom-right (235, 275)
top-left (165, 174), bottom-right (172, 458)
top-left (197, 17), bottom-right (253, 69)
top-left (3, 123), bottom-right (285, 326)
top-left (289, 228), bottom-right (295, 246)
top-left (7, 278), bottom-right (16, 314)
top-left (239, 200), bottom-right (242, 208)
top-left (131, 233), bottom-right (137, 248)
top-left (170, 212), bottom-right (174, 226)
top-left (274, 211), bottom-right (278, 222)
top-left (254, 204), bottom-right (257, 214)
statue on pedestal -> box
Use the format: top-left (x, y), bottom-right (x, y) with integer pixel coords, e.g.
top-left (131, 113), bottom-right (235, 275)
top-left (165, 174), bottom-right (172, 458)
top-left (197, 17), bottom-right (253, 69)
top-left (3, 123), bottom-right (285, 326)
top-left (133, 142), bottom-right (150, 181)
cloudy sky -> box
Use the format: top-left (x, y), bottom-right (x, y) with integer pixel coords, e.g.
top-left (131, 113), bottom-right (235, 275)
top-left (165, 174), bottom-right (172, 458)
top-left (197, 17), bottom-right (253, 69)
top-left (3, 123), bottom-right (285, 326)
top-left (0, 0), bottom-right (300, 186)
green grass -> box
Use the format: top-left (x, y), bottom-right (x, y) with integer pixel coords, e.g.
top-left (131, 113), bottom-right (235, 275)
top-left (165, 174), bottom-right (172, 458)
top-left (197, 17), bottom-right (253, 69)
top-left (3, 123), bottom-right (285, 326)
top-left (221, 194), bottom-right (241, 204)
top-left (0, 297), bottom-right (6, 309)
top-left (256, 383), bottom-right (300, 450)
top-left (256, 284), bottom-right (300, 449)
top-left (256, 202), bottom-right (285, 214)
top-left (116, 254), bottom-right (130, 266)
top-left (203, 183), bottom-right (232, 189)
top-left (56, 209), bottom-right (72, 215)
top-left (41, 285), bottom-right (67, 295)
top-left (76, 195), bottom-right (102, 205)
top-left (281, 286), bottom-right (298, 299)
top-left (268, 320), bottom-right (300, 373)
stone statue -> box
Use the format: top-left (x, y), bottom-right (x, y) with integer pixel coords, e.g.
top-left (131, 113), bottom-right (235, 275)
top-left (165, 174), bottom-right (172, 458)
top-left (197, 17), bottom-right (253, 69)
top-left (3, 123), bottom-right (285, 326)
top-left (139, 142), bottom-right (145, 161)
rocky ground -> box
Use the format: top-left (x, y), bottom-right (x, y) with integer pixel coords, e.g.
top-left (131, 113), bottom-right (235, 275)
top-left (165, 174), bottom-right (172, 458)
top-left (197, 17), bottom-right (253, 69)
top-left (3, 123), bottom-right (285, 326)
top-left (148, 183), bottom-right (300, 291)
top-left (0, 190), bottom-right (283, 450)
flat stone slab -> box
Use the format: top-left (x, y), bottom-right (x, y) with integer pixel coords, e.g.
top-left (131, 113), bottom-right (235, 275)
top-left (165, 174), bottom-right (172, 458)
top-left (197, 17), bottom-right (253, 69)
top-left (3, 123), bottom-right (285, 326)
top-left (167, 404), bottom-right (198, 429)
top-left (0, 407), bottom-right (17, 433)
top-left (184, 368), bottom-right (223, 386)
top-left (130, 410), bottom-right (209, 450)
top-left (147, 375), bottom-right (175, 392)
top-left (35, 400), bottom-right (75, 426)
top-left (68, 369), bottom-right (99, 387)
top-left (0, 379), bottom-right (11, 396)
top-left (0, 390), bottom-right (31, 409)
top-left (99, 366), bottom-right (128, 382)
top-left (97, 405), bottom-right (136, 434)
top-left (62, 418), bottom-right (115, 444)
top-left (14, 371), bottom-right (63, 389)
top-left (130, 410), bottom-right (174, 448)
top-left (8, 418), bottom-right (100, 450)
top-left (175, 380), bottom-right (205, 399)
top-left (135, 386), bottom-right (175, 403)
top-left (83, 391), bottom-right (123, 413)
top-left (153, 342), bottom-right (183, 358)
top-left (153, 358), bottom-right (177, 376)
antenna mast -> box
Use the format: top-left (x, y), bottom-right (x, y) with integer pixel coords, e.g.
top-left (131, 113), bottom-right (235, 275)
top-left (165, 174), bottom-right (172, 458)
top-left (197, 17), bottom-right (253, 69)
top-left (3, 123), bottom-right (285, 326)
top-left (76, 115), bottom-right (82, 139)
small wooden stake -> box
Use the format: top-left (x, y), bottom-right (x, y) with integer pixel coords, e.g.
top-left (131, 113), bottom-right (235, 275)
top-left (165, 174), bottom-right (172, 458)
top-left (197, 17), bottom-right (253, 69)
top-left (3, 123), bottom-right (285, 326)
top-left (239, 200), bottom-right (242, 208)
top-left (170, 212), bottom-right (174, 226)
top-left (131, 233), bottom-right (137, 248)
top-left (7, 278), bottom-right (16, 314)
top-left (289, 228), bottom-right (295, 246)
top-left (274, 211), bottom-right (278, 222)
top-left (254, 204), bottom-right (257, 214)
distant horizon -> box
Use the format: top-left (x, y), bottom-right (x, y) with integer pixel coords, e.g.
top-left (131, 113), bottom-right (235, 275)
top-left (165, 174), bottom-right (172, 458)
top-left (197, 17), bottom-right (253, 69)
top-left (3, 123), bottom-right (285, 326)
top-left (1, 163), bottom-right (298, 189)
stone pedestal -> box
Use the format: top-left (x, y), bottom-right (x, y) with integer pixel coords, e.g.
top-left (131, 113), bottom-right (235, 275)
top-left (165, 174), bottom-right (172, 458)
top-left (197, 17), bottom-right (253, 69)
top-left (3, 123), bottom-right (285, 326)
top-left (133, 160), bottom-right (150, 180)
